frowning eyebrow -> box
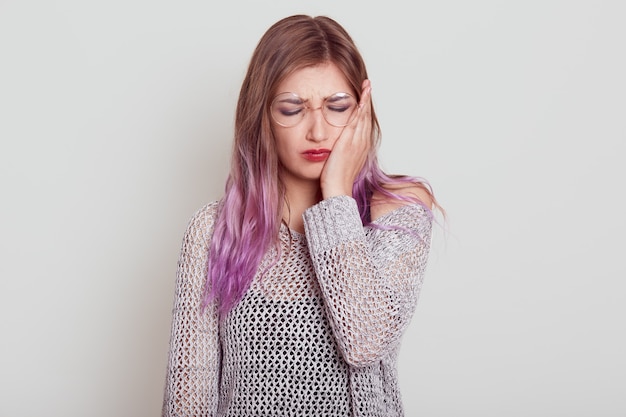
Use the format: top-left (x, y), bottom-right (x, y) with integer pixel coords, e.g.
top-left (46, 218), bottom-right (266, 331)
top-left (325, 93), bottom-right (351, 104)
top-left (276, 96), bottom-right (305, 105)
top-left (274, 92), bottom-right (352, 105)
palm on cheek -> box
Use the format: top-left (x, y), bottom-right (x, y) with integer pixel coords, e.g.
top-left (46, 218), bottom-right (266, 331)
top-left (321, 80), bottom-right (373, 199)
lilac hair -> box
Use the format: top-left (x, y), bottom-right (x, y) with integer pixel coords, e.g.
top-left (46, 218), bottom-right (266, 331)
top-left (202, 15), bottom-right (439, 317)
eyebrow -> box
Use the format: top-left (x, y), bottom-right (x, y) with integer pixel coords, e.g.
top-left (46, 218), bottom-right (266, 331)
top-left (275, 92), bottom-right (351, 105)
top-left (276, 96), bottom-right (305, 105)
top-left (325, 93), bottom-right (350, 103)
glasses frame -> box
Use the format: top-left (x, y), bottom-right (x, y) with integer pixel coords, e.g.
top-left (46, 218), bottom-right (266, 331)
top-left (270, 91), bottom-right (358, 128)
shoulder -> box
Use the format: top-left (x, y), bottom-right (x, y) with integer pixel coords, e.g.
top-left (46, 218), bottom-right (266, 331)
top-left (370, 182), bottom-right (433, 222)
top-left (182, 201), bottom-right (221, 247)
top-left (188, 201), bottom-right (220, 227)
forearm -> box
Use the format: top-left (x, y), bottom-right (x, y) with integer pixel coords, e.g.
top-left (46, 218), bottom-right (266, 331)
top-left (303, 196), bottom-right (431, 366)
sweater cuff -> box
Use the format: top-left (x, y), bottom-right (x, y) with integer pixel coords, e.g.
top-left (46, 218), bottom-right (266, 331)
top-left (302, 196), bottom-right (364, 253)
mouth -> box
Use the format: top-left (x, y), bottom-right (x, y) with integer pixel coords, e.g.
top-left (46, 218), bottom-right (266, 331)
top-left (302, 148), bottom-right (331, 162)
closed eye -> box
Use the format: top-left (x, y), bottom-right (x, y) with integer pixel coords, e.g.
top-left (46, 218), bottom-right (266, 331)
top-left (279, 106), bottom-right (304, 117)
top-left (327, 104), bottom-right (352, 113)
top-left (325, 94), bottom-right (355, 113)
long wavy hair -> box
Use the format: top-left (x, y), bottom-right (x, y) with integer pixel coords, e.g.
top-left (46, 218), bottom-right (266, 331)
top-left (203, 15), bottom-right (438, 316)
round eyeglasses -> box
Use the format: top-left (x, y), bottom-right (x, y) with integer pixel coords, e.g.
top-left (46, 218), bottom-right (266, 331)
top-left (270, 92), bottom-right (358, 128)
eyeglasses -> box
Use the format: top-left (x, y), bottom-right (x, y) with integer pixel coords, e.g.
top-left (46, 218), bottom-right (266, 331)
top-left (270, 92), bottom-right (358, 128)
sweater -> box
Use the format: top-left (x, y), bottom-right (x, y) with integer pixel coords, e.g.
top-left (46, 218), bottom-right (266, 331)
top-left (162, 195), bottom-right (432, 417)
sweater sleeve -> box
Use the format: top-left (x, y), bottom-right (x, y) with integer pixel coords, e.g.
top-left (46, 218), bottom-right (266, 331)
top-left (162, 204), bottom-right (220, 417)
top-left (303, 196), bottom-right (432, 367)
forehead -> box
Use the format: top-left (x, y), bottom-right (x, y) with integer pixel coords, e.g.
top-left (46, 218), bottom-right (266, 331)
top-left (276, 62), bottom-right (353, 100)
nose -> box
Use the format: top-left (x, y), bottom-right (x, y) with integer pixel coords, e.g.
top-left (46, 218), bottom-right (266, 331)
top-left (306, 106), bottom-right (330, 142)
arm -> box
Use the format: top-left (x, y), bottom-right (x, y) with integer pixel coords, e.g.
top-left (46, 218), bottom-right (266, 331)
top-left (303, 196), bottom-right (432, 367)
top-left (162, 204), bottom-right (220, 417)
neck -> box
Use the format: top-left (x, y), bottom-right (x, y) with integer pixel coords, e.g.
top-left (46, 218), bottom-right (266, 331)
top-left (281, 177), bottom-right (322, 233)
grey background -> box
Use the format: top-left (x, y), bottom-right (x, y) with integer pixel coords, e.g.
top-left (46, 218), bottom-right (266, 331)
top-left (1, 1), bottom-right (624, 416)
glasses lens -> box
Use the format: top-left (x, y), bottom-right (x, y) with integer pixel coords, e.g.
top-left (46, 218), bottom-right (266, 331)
top-left (323, 93), bottom-right (357, 127)
top-left (270, 92), bottom-right (358, 127)
top-left (271, 93), bottom-right (305, 127)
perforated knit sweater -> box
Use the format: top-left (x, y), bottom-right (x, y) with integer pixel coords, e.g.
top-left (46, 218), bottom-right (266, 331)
top-left (163, 195), bottom-right (432, 417)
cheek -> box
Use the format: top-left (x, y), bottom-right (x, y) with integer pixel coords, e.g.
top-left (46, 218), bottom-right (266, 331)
top-left (328, 128), bottom-right (343, 147)
top-left (273, 131), bottom-right (290, 151)
top-left (273, 125), bottom-right (304, 149)
top-left (272, 130), bottom-right (296, 165)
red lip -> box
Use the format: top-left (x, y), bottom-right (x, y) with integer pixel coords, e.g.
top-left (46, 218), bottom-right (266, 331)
top-left (302, 148), bottom-right (331, 162)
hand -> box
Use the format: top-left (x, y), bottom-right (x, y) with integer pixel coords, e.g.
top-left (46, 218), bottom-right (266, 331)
top-left (320, 79), bottom-right (373, 199)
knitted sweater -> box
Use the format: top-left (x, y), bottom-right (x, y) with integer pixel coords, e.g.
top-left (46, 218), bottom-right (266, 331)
top-left (162, 195), bottom-right (432, 417)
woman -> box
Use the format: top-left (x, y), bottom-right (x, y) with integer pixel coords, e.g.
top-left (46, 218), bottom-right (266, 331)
top-left (163, 14), bottom-right (439, 417)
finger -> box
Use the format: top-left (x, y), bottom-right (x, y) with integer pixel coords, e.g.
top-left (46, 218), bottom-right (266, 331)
top-left (355, 81), bottom-right (372, 140)
top-left (344, 81), bottom-right (371, 134)
top-left (360, 79), bottom-right (372, 105)
top-left (336, 80), bottom-right (372, 146)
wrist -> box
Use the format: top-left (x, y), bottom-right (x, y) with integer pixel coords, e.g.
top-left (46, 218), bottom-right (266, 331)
top-left (321, 186), bottom-right (353, 200)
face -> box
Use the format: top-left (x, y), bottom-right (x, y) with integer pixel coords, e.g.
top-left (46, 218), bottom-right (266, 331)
top-left (271, 62), bottom-right (355, 188)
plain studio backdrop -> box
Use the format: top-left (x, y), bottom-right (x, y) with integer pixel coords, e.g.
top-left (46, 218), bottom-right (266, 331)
top-left (1, 1), bottom-right (624, 416)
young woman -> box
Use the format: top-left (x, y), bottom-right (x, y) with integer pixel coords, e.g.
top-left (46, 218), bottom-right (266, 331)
top-left (163, 14), bottom-right (439, 417)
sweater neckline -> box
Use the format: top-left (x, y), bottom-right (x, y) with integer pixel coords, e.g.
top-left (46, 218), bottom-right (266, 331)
top-left (279, 222), bottom-right (306, 240)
